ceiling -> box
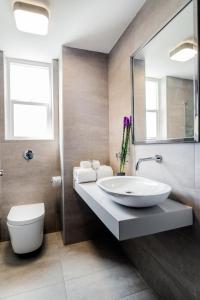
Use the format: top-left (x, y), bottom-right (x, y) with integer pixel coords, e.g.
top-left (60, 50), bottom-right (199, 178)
top-left (0, 0), bottom-right (145, 62)
top-left (135, 1), bottom-right (195, 80)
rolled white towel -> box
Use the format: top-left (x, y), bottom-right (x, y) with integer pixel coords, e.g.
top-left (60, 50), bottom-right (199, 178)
top-left (76, 168), bottom-right (97, 183)
top-left (73, 167), bottom-right (81, 179)
top-left (96, 165), bottom-right (113, 179)
top-left (80, 161), bottom-right (92, 168)
top-left (92, 160), bottom-right (101, 170)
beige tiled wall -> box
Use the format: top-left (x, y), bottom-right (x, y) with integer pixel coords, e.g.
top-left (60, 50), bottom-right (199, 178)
top-left (108, 0), bottom-right (192, 172)
top-left (0, 54), bottom-right (61, 241)
top-left (108, 0), bottom-right (200, 299)
top-left (60, 47), bottom-right (109, 244)
top-left (108, 0), bottom-right (199, 216)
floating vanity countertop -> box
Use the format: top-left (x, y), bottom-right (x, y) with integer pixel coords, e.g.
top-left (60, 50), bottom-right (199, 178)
top-left (74, 181), bottom-right (193, 241)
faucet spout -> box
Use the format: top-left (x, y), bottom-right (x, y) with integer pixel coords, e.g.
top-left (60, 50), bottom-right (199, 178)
top-left (135, 155), bottom-right (162, 171)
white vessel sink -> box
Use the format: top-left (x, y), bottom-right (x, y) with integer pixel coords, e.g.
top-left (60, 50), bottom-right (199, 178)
top-left (96, 176), bottom-right (171, 208)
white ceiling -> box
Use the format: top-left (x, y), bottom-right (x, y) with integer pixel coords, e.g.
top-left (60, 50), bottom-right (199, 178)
top-left (0, 0), bottom-right (145, 62)
top-left (135, 1), bottom-right (195, 80)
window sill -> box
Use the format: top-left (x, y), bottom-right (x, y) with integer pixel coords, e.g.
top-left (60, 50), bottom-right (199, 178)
top-left (4, 137), bottom-right (55, 142)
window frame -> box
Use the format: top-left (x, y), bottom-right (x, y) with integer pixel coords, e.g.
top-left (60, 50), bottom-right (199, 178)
top-left (5, 57), bottom-right (53, 140)
top-left (145, 78), bottom-right (160, 140)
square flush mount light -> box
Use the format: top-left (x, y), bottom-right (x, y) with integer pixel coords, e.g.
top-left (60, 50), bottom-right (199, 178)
top-left (169, 42), bottom-right (197, 62)
top-left (13, 1), bottom-right (49, 35)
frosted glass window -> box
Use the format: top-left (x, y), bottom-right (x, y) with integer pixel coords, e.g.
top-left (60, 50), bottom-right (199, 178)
top-left (14, 104), bottom-right (47, 138)
top-left (145, 80), bottom-right (158, 110)
top-left (146, 112), bottom-right (157, 138)
top-left (6, 58), bottom-right (52, 139)
top-left (10, 63), bottom-right (50, 103)
top-left (145, 79), bottom-right (159, 139)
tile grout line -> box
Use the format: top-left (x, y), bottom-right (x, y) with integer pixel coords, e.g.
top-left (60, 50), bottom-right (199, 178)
top-left (0, 281), bottom-right (67, 300)
top-left (56, 233), bottom-right (69, 299)
top-left (119, 288), bottom-right (158, 300)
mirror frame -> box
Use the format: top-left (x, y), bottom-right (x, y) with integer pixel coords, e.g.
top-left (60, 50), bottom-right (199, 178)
top-left (131, 0), bottom-right (199, 145)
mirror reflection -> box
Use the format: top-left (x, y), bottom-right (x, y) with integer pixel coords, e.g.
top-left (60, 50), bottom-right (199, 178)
top-left (132, 1), bottom-right (198, 143)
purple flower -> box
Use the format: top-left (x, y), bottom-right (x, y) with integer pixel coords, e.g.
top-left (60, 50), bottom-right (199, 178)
top-left (119, 116), bottom-right (132, 173)
top-left (123, 116), bottom-right (128, 127)
top-left (123, 116), bottom-right (132, 127)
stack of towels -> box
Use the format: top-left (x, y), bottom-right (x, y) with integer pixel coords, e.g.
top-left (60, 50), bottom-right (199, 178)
top-left (73, 160), bottom-right (113, 184)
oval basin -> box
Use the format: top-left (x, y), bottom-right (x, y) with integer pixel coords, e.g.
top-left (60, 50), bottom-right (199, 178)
top-left (96, 176), bottom-right (171, 207)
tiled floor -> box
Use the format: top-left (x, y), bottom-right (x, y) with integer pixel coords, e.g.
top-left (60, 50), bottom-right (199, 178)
top-left (0, 232), bottom-right (159, 300)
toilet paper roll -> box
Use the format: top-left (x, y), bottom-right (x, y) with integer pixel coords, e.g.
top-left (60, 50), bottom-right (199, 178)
top-left (51, 176), bottom-right (62, 187)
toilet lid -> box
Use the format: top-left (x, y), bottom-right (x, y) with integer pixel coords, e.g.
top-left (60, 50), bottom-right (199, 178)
top-left (7, 203), bottom-right (45, 226)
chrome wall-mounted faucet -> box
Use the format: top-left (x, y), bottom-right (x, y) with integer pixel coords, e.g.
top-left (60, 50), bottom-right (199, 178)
top-left (136, 155), bottom-right (162, 171)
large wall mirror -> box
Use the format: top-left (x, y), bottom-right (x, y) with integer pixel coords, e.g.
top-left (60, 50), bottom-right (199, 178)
top-left (132, 0), bottom-right (199, 144)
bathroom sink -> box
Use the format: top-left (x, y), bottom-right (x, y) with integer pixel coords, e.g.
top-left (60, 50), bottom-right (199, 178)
top-left (96, 176), bottom-right (171, 207)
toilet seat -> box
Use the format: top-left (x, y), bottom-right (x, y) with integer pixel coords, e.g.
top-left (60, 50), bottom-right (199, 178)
top-left (7, 203), bottom-right (45, 226)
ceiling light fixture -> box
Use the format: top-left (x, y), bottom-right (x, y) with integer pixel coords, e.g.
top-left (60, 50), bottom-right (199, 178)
top-left (169, 41), bottom-right (197, 62)
top-left (13, 1), bottom-right (49, 36)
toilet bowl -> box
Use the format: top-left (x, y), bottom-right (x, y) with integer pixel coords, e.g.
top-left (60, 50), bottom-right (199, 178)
top-left (7, 203), bottom-right (45, 254)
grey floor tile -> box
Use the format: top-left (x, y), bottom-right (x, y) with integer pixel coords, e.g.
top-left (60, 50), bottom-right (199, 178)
top-left (121, 289), bottom-right (160, 300)
top-left (60, 238), bottom-right (128, 280)
top-left (65, 263), bottom-right (147, 300)
top-left (0, 232), bottom-right (59, 267)
top-left (0, 233), bottom-right (153, 300)
top-left (0, 258), bottom-right (64, 299)
top-left (44, 231), bottom-right (61, 245)
top-left (3, 283), bottom-right (67, 300)
top-left (56, 231), bottom-right (65, 247)
top-left (0, 240), bottom-right (9, 265)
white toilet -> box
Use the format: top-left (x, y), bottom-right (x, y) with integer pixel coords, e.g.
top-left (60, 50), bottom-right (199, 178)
top-left (7, 203), bottom-right (45, 254)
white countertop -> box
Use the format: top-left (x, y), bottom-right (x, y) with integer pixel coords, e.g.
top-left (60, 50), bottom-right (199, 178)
top-left (74, 181), bottom-right (193, 241)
